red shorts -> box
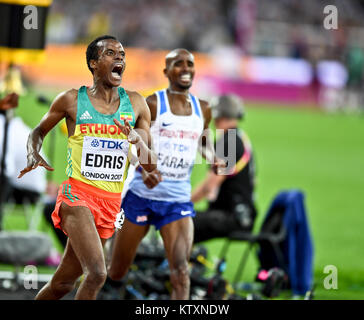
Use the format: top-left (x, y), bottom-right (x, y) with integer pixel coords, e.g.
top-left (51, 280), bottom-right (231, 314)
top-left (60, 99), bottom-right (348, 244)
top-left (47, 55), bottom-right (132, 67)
top-left (51, 178), bottom-right (122, 239)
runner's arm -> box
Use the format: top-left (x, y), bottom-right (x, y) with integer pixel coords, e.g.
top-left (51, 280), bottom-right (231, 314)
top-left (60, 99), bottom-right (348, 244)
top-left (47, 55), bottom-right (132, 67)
top-left (135, 93), bottom-right (162, 188)
top-left (114, 92), bottom-right (157, 172)
top-left (18, 90), bottom-right (76, 178)
top-left (198, 100), bottom-right (226, 174)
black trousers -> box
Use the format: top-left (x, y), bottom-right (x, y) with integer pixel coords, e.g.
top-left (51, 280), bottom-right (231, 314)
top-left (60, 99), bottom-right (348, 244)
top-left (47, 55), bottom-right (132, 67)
top-left (193, 208), bottom-right (255, 244)
top-left (0, 176), bottom-right (11, 230)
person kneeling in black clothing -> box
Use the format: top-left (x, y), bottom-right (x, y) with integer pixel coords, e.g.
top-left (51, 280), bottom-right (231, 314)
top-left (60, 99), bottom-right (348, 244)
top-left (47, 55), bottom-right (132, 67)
top-left (192, 94), bottom-right (257, 243)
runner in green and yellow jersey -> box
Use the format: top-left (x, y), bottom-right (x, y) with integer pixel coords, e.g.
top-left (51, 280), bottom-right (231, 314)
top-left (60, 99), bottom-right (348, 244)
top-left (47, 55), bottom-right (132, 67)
top-left (18, 35), bottom-right (157, 300)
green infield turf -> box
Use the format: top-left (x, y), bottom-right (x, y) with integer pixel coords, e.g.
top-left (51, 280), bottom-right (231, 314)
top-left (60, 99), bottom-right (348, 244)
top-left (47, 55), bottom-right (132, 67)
top-left (2, 90), bottom-right (364, 299)
top-left (193, 103), bottom-right (364, 300)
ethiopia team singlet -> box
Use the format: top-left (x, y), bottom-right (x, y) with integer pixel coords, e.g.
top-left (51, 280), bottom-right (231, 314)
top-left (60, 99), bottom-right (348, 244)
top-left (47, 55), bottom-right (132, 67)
top-left (66, 86), bottom-right (135, 194)
top-left (129, 89), bottom-right (204, 202)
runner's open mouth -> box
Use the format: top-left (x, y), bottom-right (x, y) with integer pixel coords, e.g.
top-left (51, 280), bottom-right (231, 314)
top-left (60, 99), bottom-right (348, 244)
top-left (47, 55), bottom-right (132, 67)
top-left (111, 66), bottom-right (122, 78)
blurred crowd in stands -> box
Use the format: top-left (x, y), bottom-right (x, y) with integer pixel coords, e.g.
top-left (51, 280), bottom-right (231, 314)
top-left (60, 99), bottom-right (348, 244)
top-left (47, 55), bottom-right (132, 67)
top-left (47, 0), bottom-right (234, 52)
top-left (45, 0), bottom-right (364, 111)
top-left (47, 0), bottom-right (364, 57)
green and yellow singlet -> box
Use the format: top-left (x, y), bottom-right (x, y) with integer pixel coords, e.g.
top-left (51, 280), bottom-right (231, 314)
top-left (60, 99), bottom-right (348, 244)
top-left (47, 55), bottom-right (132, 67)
top-left (66, 86), bottom-right (135, 194)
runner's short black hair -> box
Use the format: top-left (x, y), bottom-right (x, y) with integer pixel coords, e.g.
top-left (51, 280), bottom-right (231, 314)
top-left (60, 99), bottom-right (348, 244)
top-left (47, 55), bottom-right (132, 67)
top-left (86, 35), bottom-right (118, 74)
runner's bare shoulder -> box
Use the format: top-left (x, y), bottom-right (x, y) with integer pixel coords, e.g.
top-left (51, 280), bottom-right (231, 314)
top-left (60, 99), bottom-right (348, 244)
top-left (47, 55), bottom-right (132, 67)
top-left (145, 93), bottom-right (157, 121)
top-left (198, 98), bottom-right (210, 112)
top-left (125, 90), bottom-right (149, 117)
top-left (145, 93), bottom-right (157, 107)
top-left (50, 88), bottom-right (78, 116)
top-left (125, 90), bottom-right (144, 104)
top-left (199, 98), bottom-right (211, 122)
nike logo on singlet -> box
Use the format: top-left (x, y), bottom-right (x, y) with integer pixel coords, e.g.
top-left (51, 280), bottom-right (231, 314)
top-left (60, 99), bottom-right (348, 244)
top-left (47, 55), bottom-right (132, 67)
top-left (162, 122), bottom-right (173, 127)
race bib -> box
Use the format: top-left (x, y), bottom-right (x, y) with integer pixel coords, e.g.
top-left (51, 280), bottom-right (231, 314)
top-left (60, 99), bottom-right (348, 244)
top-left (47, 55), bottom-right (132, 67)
top-left (81, 136), bottom-right (129, 182)
top-left (157, 138), bottom-right (197, 181)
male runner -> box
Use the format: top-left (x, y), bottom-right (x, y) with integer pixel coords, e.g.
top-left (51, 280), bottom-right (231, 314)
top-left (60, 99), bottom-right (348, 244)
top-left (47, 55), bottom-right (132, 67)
top-left (18, 35), bottom-right (156, 300)
top-left (107, 48), bottom-right (225, 299)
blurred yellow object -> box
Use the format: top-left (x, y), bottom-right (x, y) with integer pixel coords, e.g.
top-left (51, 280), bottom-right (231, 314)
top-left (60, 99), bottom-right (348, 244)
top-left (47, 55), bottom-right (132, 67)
top-left (196, 254), bottom-right (214, 270)
top-left (139, 87), bottom-right (165, 98)
top-left (87, 12), bottom-right (110, 41)
top-left (0, 1), bottom-right (52, 64)
top-left (59, 120), bottom-right (68, 136)
top-left (0, 0), bottom-right (51, 5)
top-left (0, 65), bottom-right (25, 95)
top-left (0, 47), bottom-right (46, 65)
top-left (226, 283), bottom-right (235, 295)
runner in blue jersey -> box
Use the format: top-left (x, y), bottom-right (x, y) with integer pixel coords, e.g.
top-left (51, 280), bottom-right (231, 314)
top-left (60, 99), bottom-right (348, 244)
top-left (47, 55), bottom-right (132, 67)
top-left (107, 49), bottom-right (225, 299)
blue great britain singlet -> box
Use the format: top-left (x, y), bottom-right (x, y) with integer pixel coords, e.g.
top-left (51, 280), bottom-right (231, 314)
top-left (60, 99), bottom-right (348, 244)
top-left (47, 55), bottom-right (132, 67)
top-left (65, 86), bottom-right (135, 194)
top-left (129, 89), bottom-right (204, 202)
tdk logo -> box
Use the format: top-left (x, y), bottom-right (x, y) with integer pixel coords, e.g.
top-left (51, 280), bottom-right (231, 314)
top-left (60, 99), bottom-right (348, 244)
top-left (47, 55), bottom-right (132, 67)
top-left (91, 139), bottom-right (124, 149)
top-left (91, 139), bottom-right (99, 147)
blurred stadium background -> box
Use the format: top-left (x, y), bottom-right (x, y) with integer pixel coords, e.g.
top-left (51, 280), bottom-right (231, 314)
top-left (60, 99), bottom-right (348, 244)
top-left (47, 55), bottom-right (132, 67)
top-left (0, 0), bottom-right (364, 299)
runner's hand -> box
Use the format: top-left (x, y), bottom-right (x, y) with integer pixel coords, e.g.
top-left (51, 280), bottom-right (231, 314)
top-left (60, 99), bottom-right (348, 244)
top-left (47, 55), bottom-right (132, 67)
top-left (141, 168), bottom-right (162, 189)
top-left (113, 118), bottom-right (140, 144)
top-left (18, 153), bottom-right (54, 178)
top-left (211, 157), bottom-right (227, 175)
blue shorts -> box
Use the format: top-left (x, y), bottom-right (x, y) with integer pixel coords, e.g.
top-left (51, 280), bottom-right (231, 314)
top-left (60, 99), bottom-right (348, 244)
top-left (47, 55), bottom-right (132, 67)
top-left (122, 190), bottom-right (195, 230)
